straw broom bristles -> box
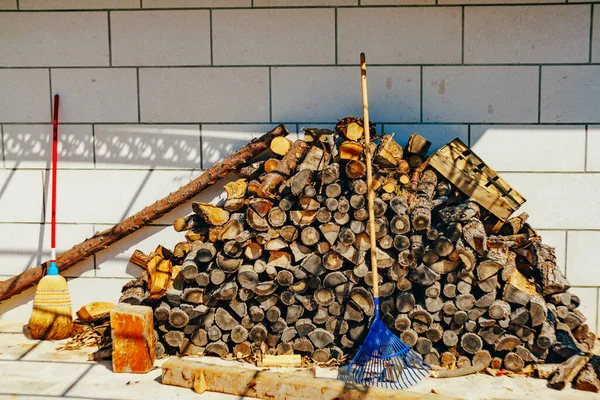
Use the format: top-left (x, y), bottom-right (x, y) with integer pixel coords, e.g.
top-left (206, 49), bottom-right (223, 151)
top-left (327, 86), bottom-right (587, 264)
top-left (29, 273), bottom-right (73, 340)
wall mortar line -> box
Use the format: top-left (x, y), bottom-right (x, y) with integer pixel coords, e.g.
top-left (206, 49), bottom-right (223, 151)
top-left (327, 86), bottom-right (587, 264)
top-left (107, 11), bottom-right (112, 67)
top-left (590, 4), bottom-right (595, 63)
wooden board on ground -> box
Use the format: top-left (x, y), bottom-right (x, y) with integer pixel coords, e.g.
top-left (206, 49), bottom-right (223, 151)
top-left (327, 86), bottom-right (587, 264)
top-left (427, 138), bottom-right (525, 224)
top-left (162, 357), bottom-right (445, 399)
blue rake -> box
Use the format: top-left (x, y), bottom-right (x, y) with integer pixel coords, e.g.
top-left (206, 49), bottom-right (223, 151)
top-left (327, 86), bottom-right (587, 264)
top-left (339, 53), bottom-right (431, 390)
top-left (340, 299), bottom-right (431, 390)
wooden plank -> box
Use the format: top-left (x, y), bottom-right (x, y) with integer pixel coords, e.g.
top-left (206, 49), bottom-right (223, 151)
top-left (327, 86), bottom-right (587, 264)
top-left (428, 138), bottom-right (525, 221)
top-left (162, 357), bottom-right (443, 399)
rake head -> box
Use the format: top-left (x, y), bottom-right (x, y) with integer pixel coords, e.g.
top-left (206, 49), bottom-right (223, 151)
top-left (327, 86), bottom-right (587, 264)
top-left (340, 312), bottom-right (431, 390)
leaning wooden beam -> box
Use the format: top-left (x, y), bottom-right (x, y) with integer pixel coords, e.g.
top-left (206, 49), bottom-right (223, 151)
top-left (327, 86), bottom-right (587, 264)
top-left (161, 357), bottom-right (443, 400)
top-left (0, 124), bottom-right (290, 302)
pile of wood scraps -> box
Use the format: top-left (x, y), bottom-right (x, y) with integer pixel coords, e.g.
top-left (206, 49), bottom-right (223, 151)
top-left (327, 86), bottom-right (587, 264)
top-left (114, 118), bottom-right (598, 393)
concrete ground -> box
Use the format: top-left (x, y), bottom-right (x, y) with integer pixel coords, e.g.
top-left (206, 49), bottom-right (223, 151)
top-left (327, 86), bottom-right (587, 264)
top-left (0, 321), bottom-right (598, 400)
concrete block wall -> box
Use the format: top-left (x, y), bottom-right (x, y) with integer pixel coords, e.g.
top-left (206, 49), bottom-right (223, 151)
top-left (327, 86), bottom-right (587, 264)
top-left (0, 1), bottom-right (599, 332)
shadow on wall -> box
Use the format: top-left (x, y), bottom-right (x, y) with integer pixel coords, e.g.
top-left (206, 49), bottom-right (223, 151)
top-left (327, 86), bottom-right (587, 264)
top-left (0, 123), bottom-right (590, 322)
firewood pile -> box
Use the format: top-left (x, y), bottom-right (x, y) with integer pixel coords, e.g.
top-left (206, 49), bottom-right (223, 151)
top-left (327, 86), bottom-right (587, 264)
top-left (119, 118), bottom-right (599, 392)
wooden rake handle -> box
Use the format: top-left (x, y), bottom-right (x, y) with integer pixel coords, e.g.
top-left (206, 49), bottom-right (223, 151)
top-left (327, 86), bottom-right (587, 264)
top-left (360, 53), bottom-right (379, 300)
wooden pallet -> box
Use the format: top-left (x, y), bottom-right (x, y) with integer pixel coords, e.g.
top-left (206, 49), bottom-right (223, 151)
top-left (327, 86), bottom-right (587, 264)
top-left (428, 138), bottom-right (526, 226)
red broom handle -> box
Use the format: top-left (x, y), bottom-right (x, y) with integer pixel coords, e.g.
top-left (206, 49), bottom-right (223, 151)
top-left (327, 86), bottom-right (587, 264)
top-left (51, 94), bottom-right (59, 255)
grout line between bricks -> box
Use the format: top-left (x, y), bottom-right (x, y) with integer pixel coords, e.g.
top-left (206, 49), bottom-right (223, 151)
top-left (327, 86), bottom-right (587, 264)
top-left (585, 125), bottom-right (589, 172)
top-left (3, 63), bottom-right (600, 69)
top-left (107, 11), bottom-right (112, 67)
top-left (136, 68), bottom-right (141, 123)
top-left (0, 125), bottom-right (3, 169)
top-left (461, 6), bottom-right (465, 64)
top-left (590, 4), bottom-right (595, 63)
top-left (15, 0), bottom-right (18, 10)
top-left (9, 4), bottom-right (600, 12)
top-left (209, 9), bottom-right (214, 66)
top-left (269, 67), bottom-right (273, 123)
top-left (420, 66), bottom-right (423, 123)
top-left (334, 8), bottom-right (338, 65)
top-left (596, 288), bottom-right (599, 333)
top-left (48, 68), bottom-right (53, 118)
top-left (0, 121), bottom-right (597, 126)
top-left (467, 124), bottom-right (471, 146)
top-left (199, 124), bottom-right (204, 170)
top-left (565, 230), bottom-right (569, 277)
top-left (537, 66), bottom-right (542, 123)
top-left (92, 125), bottom-right (97, 169)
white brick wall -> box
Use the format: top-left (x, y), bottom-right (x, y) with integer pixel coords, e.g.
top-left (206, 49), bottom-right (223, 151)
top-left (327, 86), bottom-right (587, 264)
top-left (1, 2), bottom-right (599, 332)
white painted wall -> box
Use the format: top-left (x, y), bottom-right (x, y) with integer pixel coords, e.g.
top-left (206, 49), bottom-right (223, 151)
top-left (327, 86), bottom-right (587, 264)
top-left (0, 0), bottom-right (598, 333)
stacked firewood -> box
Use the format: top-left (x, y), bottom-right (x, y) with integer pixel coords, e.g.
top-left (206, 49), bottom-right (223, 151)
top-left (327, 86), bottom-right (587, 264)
top-left (119, 118), bottom-right (598, 391)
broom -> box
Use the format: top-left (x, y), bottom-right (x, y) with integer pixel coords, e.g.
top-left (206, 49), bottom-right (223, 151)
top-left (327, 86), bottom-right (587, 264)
top-left (29, 94), bottom-right (73, 340)
top-left (340, 54), bottom-right (431, 389)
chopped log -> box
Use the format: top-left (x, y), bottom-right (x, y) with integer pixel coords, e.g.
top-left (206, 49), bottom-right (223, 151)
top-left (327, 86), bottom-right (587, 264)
top-left (425, 297), bottom-right (444, 313)
top-left (77, 301), bottom-right (114, 322)
top-left (425, 281), bottom-right (441, 299)
top-left (339, 141), bottom-right (363, 160)
top-left (489, 300), bottom-right (511, 320)
top-left (463, 219), bottom-right (487, 256)
top-left (289, 210), bottom-right (317, 227)
top-left (258, 140), bottom-right (308, 198)
top-left (408, 263), bottom-right (440, 286)
top-left (406, 133), bottom-right (431, 157)
top-left (410, 306), bottom-right (433, 334)
top-left (503, 352), bottom-right (524, 372)
top-left (300, 226), bottom-right (320, 247)
top-left (515, 345), bottom-right (538, 363)
top-left (346, 160), bottom-right (367, 179)
top-left (576, 363), bottom-right (600, 393)
top-left (534, 243), bottom-right (570, 296)
top-left (502, 268), bottom-right (536, 306)
top-left (322, 251), bottom-right (343, 271)
top-left (244, 242), bottom-right (263, 261)
top-left (477, 275), bottom-right (498, 293)
top-left (460, 332), bottom-right (483, 354)
top-left (396, 292), bottom-right (415, 313)
top-left (443, 284), bottom-right (457, 299)
top-left (246, 208), bottom-right (270, 232)
top-left (264, 158), bottom-right (280, 174)
top-left (169, 307), bottom-right (190, 329)
top-left (415, 337), bottom-right (433, 355)
top-left (440, 352), bottom-right (457, 369)
top-left (434, 237), bottom-right (454, 257)
top-left (495, 334), bottom-right (522, 352)
top-left (430, 259), bottom-right (460, 274)
top-left (455, 294), bottom-right (476, 311)
top-left (453, 311), bottom-right (468, 326)
top-left (536, 321), bottom-right (556, 349)
top-left (550, 354), bottom-right (591, 390)
top-left (321, 163), bottom-right (340, 185)
top-left (400, 329), bottom-right (418, 347)
top-left (510, 307), bottom-right (530, 326)
top-left (192, 203), bottom-right (230, 226)
top-left (500, 212), bottom-right (529, 235)
top-left (426, 323), bottom-right (444, 343)
top-left (443, 330), bottom-right (459, 347)
top-left (270, 136), bottom-right (292, 156)
top-left (374, 135), bottom-right (403, 168)
top-left (147, 256), bottom-right (172, 299)
top-left (477, 326), bottom-right (504, 346)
